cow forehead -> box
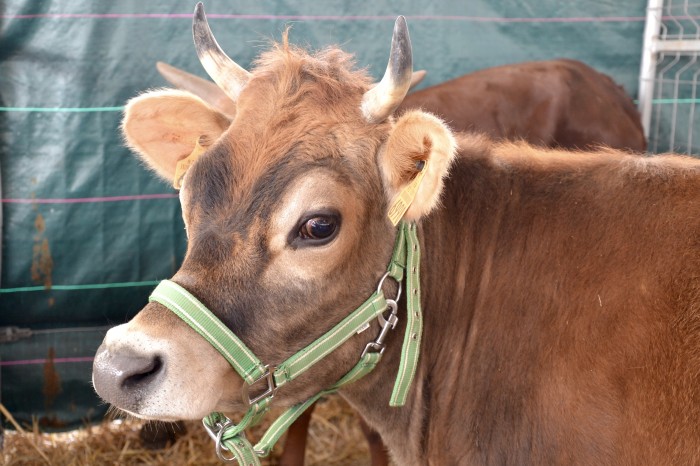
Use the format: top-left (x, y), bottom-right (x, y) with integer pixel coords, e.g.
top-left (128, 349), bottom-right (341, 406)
top-left (181, 42), bottom-right (388, 238)
top-left (185, 140), bottom-right (377, 225)
top-left (226, 41), bottom-right (377, 161)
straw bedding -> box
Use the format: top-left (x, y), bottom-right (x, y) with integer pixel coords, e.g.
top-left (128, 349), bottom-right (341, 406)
top-left (2, 394), bottom-right (373, 465)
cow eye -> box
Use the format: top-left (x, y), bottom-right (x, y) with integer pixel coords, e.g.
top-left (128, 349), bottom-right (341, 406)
top-left (299, 216), bottom-right (338, 241)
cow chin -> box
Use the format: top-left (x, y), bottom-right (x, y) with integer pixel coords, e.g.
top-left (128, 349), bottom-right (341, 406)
top-left (92, 305), bottom-right (240, 421)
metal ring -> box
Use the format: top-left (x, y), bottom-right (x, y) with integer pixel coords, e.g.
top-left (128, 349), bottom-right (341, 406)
top-left (376, 272), bottom-right (402, 302)
top-left (214, 420), bottom-right (237, 462)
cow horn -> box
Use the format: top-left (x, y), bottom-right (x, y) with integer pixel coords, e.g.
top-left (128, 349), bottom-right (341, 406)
top-left (192, 2), bottom-right (251, 101)
top-left (361, 16), bottom-right (413, 124)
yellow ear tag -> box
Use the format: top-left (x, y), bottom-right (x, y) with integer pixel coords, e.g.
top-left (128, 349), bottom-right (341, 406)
top-left (173, 138), bottom-right (208, 189)
top-left (387, 160), bottom-right (429, 226)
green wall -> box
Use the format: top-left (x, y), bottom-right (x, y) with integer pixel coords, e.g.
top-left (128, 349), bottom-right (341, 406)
top-left (0, 0), bottom-right (647, 429)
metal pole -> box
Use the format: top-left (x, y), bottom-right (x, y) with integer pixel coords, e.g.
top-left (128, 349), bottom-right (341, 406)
top-left (0, 153), bottom-right (3, 289)
top-left (638, 0), bottom-right (665, 140)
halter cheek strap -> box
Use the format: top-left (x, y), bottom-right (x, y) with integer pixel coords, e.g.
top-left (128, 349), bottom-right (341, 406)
top-left (149, 221), bottom-right (423, 464)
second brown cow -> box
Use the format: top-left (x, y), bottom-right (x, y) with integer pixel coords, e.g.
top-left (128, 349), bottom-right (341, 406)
top-left (159, 58), bottom-right (646, 154)
top-left (398, 58), bottom-right (646, 152)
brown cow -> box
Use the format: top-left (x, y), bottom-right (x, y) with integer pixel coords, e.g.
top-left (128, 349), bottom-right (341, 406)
top-left (93, 6), bottom-right (700, 465)
top-left (154, 56), bottom-right (646, 466)
top-left (398, 59), bottom-right (647, 152)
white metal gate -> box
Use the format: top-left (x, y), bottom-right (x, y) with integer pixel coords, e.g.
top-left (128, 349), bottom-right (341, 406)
top-left (638, 0), bottom-right (700, 155)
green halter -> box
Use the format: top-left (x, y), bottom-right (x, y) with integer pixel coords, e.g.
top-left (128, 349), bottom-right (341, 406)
top-left (149, 221), bottom-right (423, 464)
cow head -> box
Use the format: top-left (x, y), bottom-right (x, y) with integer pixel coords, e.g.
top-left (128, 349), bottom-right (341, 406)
top-left (92, 3), bottom-right (456, 421)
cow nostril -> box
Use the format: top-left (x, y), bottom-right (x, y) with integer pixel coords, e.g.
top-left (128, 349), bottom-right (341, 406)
top-left (121, 356), bottom-right (163, 389)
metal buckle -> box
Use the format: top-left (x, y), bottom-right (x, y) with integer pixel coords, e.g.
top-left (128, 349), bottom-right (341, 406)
top-left (203, 418), bottom-right (237, 462)
top-left (241, 365), bottom-right (277, 406)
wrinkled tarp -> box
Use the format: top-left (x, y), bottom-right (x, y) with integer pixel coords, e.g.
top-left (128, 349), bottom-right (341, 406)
top-left (1, 0), bottom-right (648, 430)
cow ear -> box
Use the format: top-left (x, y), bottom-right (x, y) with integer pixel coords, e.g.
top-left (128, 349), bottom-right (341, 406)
top-left (122, 89), bottom-right (231, 181)
top-left (379, 110), bottom-right (457, 221)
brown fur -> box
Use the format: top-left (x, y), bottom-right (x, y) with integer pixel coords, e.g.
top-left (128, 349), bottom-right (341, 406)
top-left (94, 34), bottom-right (700, 466)
top-left (395, 136), bottom-right (700, 464)
top-left (399, 59), bottom-right (647, 152)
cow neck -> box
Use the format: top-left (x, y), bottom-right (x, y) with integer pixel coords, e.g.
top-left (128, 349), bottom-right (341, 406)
top-left (148, 221), bottom-right (423, 464)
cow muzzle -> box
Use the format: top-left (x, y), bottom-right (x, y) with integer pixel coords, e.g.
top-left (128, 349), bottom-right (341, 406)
top-left (92, 340), bottom-right (164, 411)
top-left (92, 308), bottom-right (238, 420)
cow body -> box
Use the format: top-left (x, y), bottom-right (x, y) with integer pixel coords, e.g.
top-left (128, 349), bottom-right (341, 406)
top-left (92, 10), bottom-right (700, 465)
top-left (399, 59), bottom-right (647, 152)
top-left (348, 137), bottom-right (700, 464)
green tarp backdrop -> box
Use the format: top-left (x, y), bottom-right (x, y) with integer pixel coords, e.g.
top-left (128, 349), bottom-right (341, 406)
top-left (1, 0), bottom-right (648, 430)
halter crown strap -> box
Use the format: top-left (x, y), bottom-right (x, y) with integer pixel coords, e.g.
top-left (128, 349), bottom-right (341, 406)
top-left (390, 222), bottom-right (422, 406)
